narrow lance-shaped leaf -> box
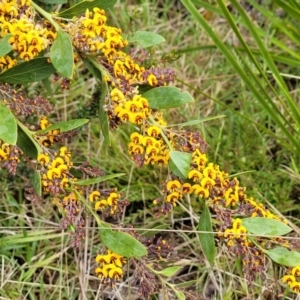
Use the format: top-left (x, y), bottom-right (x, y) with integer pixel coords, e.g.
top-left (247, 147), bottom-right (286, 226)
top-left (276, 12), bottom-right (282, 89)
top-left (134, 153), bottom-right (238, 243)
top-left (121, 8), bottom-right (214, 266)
top-left (129, 31), bottom-right (165, 48)
top-left (17, 126), bottom-right (38, 158)
top-left (0, 102), bottom-right (17, 145)
top-left (174, 290), bottom-right (185, 300)
top-left (82, 57), bottom-right (102, 80)
top-left (33, 171), bottom-right (42, 196)
top-left (100, 229), bottom-right (147, 257)
top-left (16, 121), bottom-right (42, 158)
top-left (155, 266), bottom-right (182, 277)
top-left (0, 35), bottom-right (12, 56)
top-left (242, 217), bottom-right (292, 236)
top-left (36, 119), bottom-right (89, 134)
top-left (198, 202), bottom-right (216, 266)
top-left (166, 115), bottom-right (226, 128)
top-left (74, 173), bottom-right (125, 186)
top-left (58, 0), bottom-right (117, 19)
top-left (143, 86), bottom-right (194, 109)
top-left (83, 56), bottom-right (110, 144)
top-left (50, 30), bottom-right (73, 79)
top-left (0, 58), bottom-right (56, 84)
top-left (169, 150), bottom-right (192, 179)
top-left (265, 247), bottom-right (300, 267)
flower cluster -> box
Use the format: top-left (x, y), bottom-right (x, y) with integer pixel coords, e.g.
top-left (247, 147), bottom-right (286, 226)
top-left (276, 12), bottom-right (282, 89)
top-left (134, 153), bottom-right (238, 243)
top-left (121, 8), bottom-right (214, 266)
top-left (186, 149), bottom-right (245, 207)
top-left (0, 139), bottom-right (23, 175)
top-left (222, 218), bottom-right (248, 247)
top-left (153, 179), bottom-right (191, 213)
top-left (95, 249), bottom-right (126, 285)
top-left (69, 8), bottom-right (127, 55)
top-left (67, 8), bottom-right (172, 90)
top-left (0, 0), bottom-right (57, 64)
top-left (89, 188), bottom-right (129, 217)
top-left (1, 2), bottom-right (297, 297)
top-left (129, 125), bottom-right (170, 167)
top-left (282, 266), bottom-right (300, 293)
top-left (67, 8), bottom-right (145, 87)
top-left (36, 116), bottom-right (61, 147)
top-left (0, 0), bottom-right (31, 21)
top-left (245, 196), bottom-right (285, 221)
top-left (152, 138), bottom-right (289, 226)
top-left (38, 146), bottom-right (73, 195)
top-left (66, 7), bottom-right (175, 135)
top-left (146, 124), bottom-right (291, 282)
top-left (5, 19), bottom-right (49, 61)
top-left (217, 217), bottom-right (267, 281)
top-left (36, 137), bottom-right (127, 246)
top-left (37, 146), bottom-right (85, 246)
top-left (0, 55), bottom-right (17, 72)
top-left (110, 88), bottom-right (151, 125)
top-left (141, 67), bottom-right (176, 87)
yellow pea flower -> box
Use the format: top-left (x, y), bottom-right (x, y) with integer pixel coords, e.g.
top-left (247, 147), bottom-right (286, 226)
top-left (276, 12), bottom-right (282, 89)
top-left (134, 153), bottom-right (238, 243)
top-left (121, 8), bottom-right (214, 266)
top-left (89, 191), bottom-right (101, 202)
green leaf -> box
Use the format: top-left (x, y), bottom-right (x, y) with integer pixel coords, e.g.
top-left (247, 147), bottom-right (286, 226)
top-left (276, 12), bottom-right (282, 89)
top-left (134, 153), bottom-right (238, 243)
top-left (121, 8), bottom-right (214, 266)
top-left (198, 202), bottom-right (216, 266)
top-left (135, 84), bottom-right (153, 94)
top-left (50, 30), bottom-right (73, 79)
top-left (174, 289), bottom-right (185, 300)
top-left (129, 31), bottom-right (165, 48)
top-left (265, 247), bottom-right (300, 267)
top-left (58, 0), bottom-right (117, 19)
top-left (166, 115), bottom-right (226, 127)
top-left (82, 57), bottom-right (102, 80)
top-left (0, 35), bottom-right (12, 56)
top-left (33, 171), bottom-right (42, 196)
top-left (156, 266), bottom-right (182, 277)
top-left (17, 126), bottom-right (38, 158)
top-left (168, 151), bottom-right (192, 179)
top-left (36, 119), bottom-right (89, 134)
top-left (242, 217), bottom-right (292, 236)
top-left (83, 56), bottom-right (110, 144)
top-left (42, 77), bottom-right (53, 96)
top-left (100, 229), bottom-right (147, 257)
top-left (143, 86), bottom-right (194, 109)
top-left (16, 121), bottom-right (42, 158)
top-left (74, 173), bottom-right (125, 186)
top-left (0, 102), bottom-right (17, 145)
top-left (176, 280), bottom-right (197, 288)
top-left (0, 58), bottom-right (56, 84)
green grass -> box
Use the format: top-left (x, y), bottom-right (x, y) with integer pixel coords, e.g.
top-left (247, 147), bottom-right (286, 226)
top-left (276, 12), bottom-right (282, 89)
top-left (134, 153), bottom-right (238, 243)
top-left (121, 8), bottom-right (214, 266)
top-left (1, 0), bottom-right (300, 299)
